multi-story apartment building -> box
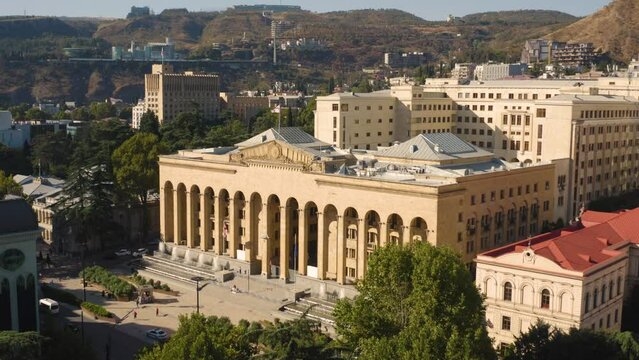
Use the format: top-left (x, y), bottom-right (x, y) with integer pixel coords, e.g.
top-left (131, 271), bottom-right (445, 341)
top-left (451, 63), bottom-right (477, 82)
top-left (144, 64), bottom-right (219, 124)
top-left (476, 208), bottom-right (639, 348)
top-left (551, 43), bottom-right (599, 69)
top-left (131, 99), bottom-right (145, 129)
top-left (315, 86), bottom-right (455, 150)
top-left (158, 128), bottom-right (554, 297)
top-left (474, 63), bottom-right (528, 81)
top-left (316, 79), bottom-right (639, 223)
top-left (220, 93), bottom-right (269, 126)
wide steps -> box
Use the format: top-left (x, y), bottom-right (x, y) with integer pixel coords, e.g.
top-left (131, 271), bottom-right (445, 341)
top-left (281, 296), bottom-right (337, 325)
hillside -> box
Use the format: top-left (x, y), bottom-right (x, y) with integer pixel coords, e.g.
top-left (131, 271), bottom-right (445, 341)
top-left (0, 17), bottom-right (81, 38)
top-left (548, 0), bottom-right (637, 61)
top-left (462, 10), bottom-right (577, 26)
top-left (94, 12), bottom-right (216, 49)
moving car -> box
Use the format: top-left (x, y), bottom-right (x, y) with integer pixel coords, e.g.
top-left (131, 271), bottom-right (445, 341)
top-left (114, 249), bottom-right (131, 256)
top-left (132, 248), bottom-right (148, 257)
top-left (146, 328), bottom-right (168, 341)
top-left (39, 298), bottom-right (59, 314)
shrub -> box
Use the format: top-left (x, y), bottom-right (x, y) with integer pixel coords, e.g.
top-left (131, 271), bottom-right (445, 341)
top-left (81, 302), bottom-right (111, 318)
top-left (154, 280), bottom-right (161, 288)
top-left (80, 266), bottom-right (135, 298)
top-left (161, 284), bottom-right (171, 291)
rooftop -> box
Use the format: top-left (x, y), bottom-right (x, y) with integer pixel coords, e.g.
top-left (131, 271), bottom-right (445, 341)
top-left (479, 208), bottom-right (639, 273)
top-left (0, 198), bottom-right (39, 236)
top-left (375, 133), bottom-right (493, 163)
top-left (13, 175), bottom-right (65, 199)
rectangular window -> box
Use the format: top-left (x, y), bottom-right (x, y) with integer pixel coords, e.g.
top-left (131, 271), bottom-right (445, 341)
top-left (536, 108), bottom-right (546, 118)
top-left (332, 104), bottom-right (339, 111)
top-left (502, 316), bottom-right (511, 331)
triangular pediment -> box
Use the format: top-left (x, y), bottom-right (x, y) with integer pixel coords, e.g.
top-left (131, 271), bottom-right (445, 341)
top-left (231, 140), bottom-right (316, 168)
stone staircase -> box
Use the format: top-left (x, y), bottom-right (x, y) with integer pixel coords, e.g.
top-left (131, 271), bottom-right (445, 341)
top-left (281, 296), bottom-right (337, 325)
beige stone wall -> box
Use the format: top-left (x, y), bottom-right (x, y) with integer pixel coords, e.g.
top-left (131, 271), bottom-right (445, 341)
top-left (477, 251), bottom-right (627, 347)
top-left (159, 141), bottom-right (554, 285)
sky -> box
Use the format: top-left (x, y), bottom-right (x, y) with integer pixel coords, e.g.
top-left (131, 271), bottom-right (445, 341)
top-left (1, 0), bottom-right (612, 20)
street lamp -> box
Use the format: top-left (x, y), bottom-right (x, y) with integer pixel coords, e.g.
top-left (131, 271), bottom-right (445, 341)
top-left (191, 276), bottom-right (206, 314)
top-left (80, 241), bottom-right (88, 346)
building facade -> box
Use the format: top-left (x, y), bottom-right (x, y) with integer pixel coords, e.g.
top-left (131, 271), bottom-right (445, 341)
top-left (220, 93), bottom-right (269, 126)
top-left (0, 199), bottom-right (40, 332)
top-left (474, 63), bottom-right (528, 81)
top-left (158, 128), bottom-right (554, 296)
top-left (315, 80), bottom-right (639, 223)
top-left (315, 86), bottom-right (455, 151)
top-left (131, 99), bottom-right (145, 130)
top-left (144, 64), bottom-right (219, 124)
top-left (476, 208), bottom-right (639, 347)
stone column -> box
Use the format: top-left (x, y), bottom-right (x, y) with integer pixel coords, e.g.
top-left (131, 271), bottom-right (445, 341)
top-left (214, 196), bottom-right (223, 255)
top-left (403, 225), bottom-right (411, 246)
top-left (244, 200), bottom-right (253, 261)
top-left (159, 186), bottom-right (166, 241)
top-left (173, 190), bottom-right (180, 245)
top-left (297, 208), bottom-right (307, 276)
top-left (317, 212), bottom-right (325, 280)
top-left (336, 215), bottom-right (345, 285)
top-left (357, 219), bottom-right (367, 279)
top-left (261, 202), bottom-right (270, 277)
top-left (228, 198), bottom-right (236, 257)
top-left (279, 205), bottom-right (289, 281)
top-left (380, 222), bottom-right (388, 247)
top-left (200, 193), bottom-right (210, 252)
top-left (186, 192), bottom-right (194, 248)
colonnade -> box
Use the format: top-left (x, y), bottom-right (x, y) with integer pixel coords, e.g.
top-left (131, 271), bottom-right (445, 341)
top-left (161, 181), bottom-right (429, 285)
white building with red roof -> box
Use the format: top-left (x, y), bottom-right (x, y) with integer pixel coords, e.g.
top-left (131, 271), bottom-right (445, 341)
top-left (475, 208), bottom-right (639, 348)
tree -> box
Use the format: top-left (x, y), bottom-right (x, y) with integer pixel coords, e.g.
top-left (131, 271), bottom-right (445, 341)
top-left (285, 106), bottom-right (294, 127)
top-left (297, 98), bottom-right (316, 135)
top-left (137, 314), bottom-right (257, 360)
top-left (119, 106), bottom-right (132, 121)
top-left (504, 320), bottom-right (633, 360)
top-left (8, 103), bottom-right (30, 121)
top-left (31, 132), bottom-right (73, 178)
top-left (89, 101), bottom-right (116, 120)
top-left (25, 108), bottom-right (50, 121)
top-left (0, 331), bottom-right (42, 360)
top-left (0, 170), bottom-right (22, 198)
top-left (70, 107), bottom-right (91, 121)
top-left (0, 144), bottom-right (31, 175)
top-left (112, 133), bottom-right (166, 242)
top-left (334, 242), bottom-right (496, 360)
top-left (204, 120), bottom-right (249, 147)
top-left (160, 112), bottom-right (207, 152)
top-left (139, 111), bottom-right (160, 136)
top-left (250, 109), bottom-right (278, 134)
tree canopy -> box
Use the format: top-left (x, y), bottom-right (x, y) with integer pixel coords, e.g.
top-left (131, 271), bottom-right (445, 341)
top-left (504, 320), bottom-right (639, 360)
top-left (139, 111), bottom-right (160, 136)
top-left (334, 242), bottom-right (496, 360)
top-left (0, 170), bottom-right (22, 198)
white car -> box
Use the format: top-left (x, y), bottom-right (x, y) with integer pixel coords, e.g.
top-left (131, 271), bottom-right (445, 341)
top-left (146, 328), bottom-right (168, 341)
top-left (133, 248), bottom-right (148, 257)
top-left (114, 249), bottom-right (131, 256)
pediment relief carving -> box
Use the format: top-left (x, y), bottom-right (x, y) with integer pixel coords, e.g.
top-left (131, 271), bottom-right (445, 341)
top-left (231, 141), bottom-right (316, 169)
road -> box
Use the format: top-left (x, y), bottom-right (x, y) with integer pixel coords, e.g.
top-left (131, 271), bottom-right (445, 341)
top-left (53, 303), bottom-right (152, 360)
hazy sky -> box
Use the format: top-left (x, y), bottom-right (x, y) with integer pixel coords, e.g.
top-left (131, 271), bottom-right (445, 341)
top-left (1, 0), bottom-right (611, 20)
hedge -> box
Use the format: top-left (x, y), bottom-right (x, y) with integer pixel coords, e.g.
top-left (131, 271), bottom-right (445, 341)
top-left (80, 266), bottom-right (135, 298)
top-left (131, 274), bottom-right (172, 292)
top-left (81, 302), bottom-right (111, 318)
top-left (41, 284), bottom-right (81, 307)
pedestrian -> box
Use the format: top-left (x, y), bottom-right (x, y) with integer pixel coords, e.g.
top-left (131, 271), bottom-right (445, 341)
top-left (156, 307), bottom-right (159, 317)
top-left (133, 311), bottom-right (137, 319)
top-left (136, 297), bottom-right (139, 308)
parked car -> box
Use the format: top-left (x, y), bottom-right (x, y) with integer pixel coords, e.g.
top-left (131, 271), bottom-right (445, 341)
top-left (132, 248), bottom-right (148, 257)
top-left (146, 328), bottom-right (168, 341)
top-left (114, 249), bottom-right (131, 257)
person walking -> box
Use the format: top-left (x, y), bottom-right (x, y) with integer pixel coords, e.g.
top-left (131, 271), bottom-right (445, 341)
top-left (156, 307), bottom-right (159, 317)
top-left (133, 311), bottom-right (137, 319)
top-left (136, 297), bottom-right (139, 308)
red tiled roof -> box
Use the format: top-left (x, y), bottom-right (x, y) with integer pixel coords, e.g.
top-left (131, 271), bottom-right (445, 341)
top-left (479, 209), bottom-right (639, 272)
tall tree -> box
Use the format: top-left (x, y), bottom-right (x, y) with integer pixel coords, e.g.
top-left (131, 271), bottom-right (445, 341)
top-left (297, 98), bottom-right (316, 135)
top-left (0, 331), bottom-right (42, 360)
top-left (205, 120), bottom-right (249, 147)
top-left (139, 111), bottom-right (160, 136)
top-left (112, 133), bottom-right (166, 242)
top-left (0, 170), bottom-right (22, 198)
top-left (334, 242), bottom-right (496, 360)
top-left (31, 132), bottom-right (73, 178)
top-left (160, 112), bottom-right (206, 152)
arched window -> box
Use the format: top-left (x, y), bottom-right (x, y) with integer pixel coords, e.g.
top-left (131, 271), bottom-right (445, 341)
top-left (541, 289), bottom-right (551, 309)
top-left (584, 292), bottom-right (590, 313)
top-left (503, 282), bottom-right (513, 301)
top-left (609, 280), bottom-right (614, 300)
top-left (601, 284), bottom-right (607, 304)
top-left (593, 288), bottom-right (599, 308)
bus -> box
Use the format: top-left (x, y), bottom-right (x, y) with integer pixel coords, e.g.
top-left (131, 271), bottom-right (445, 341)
top-left (39, 298), bottom-right (60, 314)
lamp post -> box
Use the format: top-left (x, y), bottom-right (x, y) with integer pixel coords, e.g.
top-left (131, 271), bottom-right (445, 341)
top-left (191, 276), bottom-right (206, 314)
top-left (80, 241), bottom-right (87, 346)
